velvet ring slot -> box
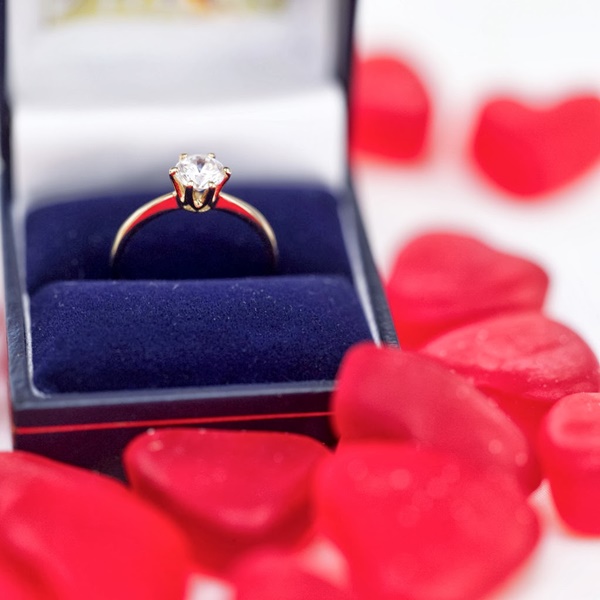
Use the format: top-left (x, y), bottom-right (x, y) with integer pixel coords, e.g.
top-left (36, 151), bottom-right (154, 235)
top-left (26, 185), bottom-right (370, 393)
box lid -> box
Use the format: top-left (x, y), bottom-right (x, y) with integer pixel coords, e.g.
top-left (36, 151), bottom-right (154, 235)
top-left (1, 0), bottom-right (356, 206)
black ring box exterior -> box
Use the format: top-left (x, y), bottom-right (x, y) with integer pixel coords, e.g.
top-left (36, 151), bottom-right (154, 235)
top-left (0, 0), bottom-right (398, 478)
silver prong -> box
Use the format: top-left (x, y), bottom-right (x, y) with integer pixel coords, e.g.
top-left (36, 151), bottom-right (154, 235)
top-left (207, 152), bottom-right (216, 159)
top-left (179, 153), bottom-right (188, 162)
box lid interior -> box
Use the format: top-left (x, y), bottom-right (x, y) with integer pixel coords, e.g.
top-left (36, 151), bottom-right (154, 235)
top-left (3, 0), bottom-right (354, 208)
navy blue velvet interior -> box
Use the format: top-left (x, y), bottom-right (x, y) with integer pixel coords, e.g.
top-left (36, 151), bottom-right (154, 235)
top-left (26, 186), bottom-right (371, 395)
top-left (27, 185), bottom-right (352, 291)
top-left (31, 277), bottom-right (371, 393)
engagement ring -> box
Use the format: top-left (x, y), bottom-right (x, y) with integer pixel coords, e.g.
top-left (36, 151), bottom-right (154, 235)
top-left (110, 153), bottom-right (279, 275)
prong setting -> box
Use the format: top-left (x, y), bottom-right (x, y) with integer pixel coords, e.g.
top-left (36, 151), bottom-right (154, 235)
top-left (171, 153), bottom-right (229, 212)
top-left (169, 167), bottom-right (185, 201)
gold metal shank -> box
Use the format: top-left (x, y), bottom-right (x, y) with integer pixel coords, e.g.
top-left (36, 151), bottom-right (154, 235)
top-left (110, 155), bottom-right (279, 274)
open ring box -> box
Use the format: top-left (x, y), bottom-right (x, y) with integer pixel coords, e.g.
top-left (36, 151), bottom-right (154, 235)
top-left (2, 0), bottom-right (396, 477)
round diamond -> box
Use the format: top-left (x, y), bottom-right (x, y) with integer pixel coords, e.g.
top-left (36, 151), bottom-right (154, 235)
top-left (175, 154), bottom-right (226, 191)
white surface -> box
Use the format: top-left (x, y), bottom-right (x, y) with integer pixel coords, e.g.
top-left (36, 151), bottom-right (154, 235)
top-left (352, 162), bottom-right (600, 600)
top-left (2, 1), bottom-right (600, 598)
top-left (353, 1), bottom-right (600, 598)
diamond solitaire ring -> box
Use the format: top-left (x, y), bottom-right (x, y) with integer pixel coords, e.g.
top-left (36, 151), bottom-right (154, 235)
top-left (110, 153), bottom-right (279, 274)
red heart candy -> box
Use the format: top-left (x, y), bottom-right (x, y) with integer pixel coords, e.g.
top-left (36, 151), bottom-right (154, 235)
top-left (421, 311), bottom-right (600, 445)
top-left (314, 442), bottom-right (540, 600)
top-left (123, 428), bottom-right (330, 572)
top-left (333, 344), bottom-right (540, 492)
top-left (0, 549), bottom-right (55, 600)
top-left (351, 55), bottom-right (430, 161)
top-left (386, 232), bottom-right (549, 349)
top-left (538, 392), bottom-right (600, 534)
top-left (0, 451), bottom-right (192, 600)
top-left (230, 550), bottom-right (354, 600)
top-left (471, 95), bottom-right (600, 197)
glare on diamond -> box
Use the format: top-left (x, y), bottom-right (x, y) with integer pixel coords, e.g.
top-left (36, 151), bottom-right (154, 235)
top-left (175, 154), bottom-right (227, 192)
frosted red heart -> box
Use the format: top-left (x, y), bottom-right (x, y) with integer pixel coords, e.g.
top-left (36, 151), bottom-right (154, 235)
top-left (332, 343), bottom-right (540, 492)
top-left (386, 232), bottom-right (548, 349)
top-left (422, 311), bottom-right (600, 444)
top-left (472, 95), bottom-right (600, 197)
top-left (314, 442), bottom-right (540, 600)
top-left (538, 392), bottom-right (600, 534)
top-left (124, 428), bottom-right (330, 572)
top-left (0, 451), bottom-right (192, 600)
top-left (230, 550), bottom-right (353, 600)
top-left (351, 55), bottom-right (430, 161)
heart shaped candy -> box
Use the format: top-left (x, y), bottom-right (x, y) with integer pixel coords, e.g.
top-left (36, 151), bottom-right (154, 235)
top-left (0, 451), bottom-right (192, 600)
top-left (472, 95), bottom-right (600, 197)
top-left (351, 55), bottom-right (430, 161)
top-left (314, 442), bottom-right (540, 600)
top-left (230, 550), bottom-right (353, 600)
top-left (539, 392), bottom-right (600, 534)
top-left (387, 232), bottom-right (548, 348)
top-left (422, 311), bottom-right (600, 444)
top-left (124, 428), bottom-right (330, 572)
top-left (333, 344), bottom-right (540, 492)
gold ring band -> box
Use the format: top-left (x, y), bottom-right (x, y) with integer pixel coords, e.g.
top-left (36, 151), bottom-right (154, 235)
top-left (110, 153), bottom-right (279, 274)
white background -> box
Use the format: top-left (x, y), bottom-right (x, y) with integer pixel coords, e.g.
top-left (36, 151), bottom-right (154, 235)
top-left (1, 1), bottom-right (599, 598)
top-left (355, 1), bottom-right (600, 599)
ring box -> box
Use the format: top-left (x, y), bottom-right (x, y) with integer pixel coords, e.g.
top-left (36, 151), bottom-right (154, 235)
top-left (1, 0), bottom-right (397, 477)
